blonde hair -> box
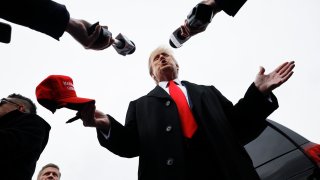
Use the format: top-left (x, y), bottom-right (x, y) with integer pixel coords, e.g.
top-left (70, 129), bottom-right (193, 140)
top-left (148, 46), bottom-right (178, 76)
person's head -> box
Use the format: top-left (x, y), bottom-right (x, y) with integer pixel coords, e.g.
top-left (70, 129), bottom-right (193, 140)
top-left (149, 46), bottom-right (179, 84)
top-left (37, 163), bottom-right (61, 180)
top-left (0, 93), bottom-right (37, 118)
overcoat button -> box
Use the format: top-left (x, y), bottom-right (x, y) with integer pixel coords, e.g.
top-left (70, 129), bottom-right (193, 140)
top-left (166, 158), bottom-right (174, 166)
top-left (166, 126), bottom-right (172, 132)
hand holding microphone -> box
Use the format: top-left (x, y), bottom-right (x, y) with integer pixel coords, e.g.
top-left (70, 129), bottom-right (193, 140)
top-left (169, 3), bottom-right (221, 48)
top-left (88, 22), bottom-right (135, 56)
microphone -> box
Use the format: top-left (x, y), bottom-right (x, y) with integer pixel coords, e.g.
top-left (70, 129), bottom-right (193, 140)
top-left (0, 22), bottom-right (12, 44)
top-left (88, 22), bottom-right (135, 56)
top-left (112, 33), bottom-right (136, 56)
top-left (169, 3), bottom-right (216, 48)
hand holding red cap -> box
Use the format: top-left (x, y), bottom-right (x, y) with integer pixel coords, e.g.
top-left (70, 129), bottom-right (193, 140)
top-left (36, 75), bottom-right (95, 123)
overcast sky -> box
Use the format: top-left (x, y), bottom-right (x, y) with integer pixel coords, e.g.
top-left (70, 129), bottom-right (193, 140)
top-left (1, 0), bottom-right (320, 179)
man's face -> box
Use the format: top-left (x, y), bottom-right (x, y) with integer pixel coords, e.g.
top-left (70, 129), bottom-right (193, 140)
top-left (150, 51), bottom-right (179, 83)
top-left (0, 98), bottom-right (22, 118)
top-left (38, 167), bottom-right (60, 180)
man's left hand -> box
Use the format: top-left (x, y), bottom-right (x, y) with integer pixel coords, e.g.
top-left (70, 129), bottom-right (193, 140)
top-left (254, 61), bottom-right (295, 94)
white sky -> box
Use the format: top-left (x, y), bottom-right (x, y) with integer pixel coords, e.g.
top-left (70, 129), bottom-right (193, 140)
top-left (1, 0), bottom-right (320, 179)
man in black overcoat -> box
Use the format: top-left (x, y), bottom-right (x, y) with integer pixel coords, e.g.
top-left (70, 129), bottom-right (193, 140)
top-left (80, 46), bottom-right (295, 180)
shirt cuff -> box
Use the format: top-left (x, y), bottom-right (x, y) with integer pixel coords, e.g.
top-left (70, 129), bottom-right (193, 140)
top-left (99, 127), bottom-right (111, 140)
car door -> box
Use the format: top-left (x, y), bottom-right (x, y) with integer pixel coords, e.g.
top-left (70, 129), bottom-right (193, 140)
top-left (245, 119), bottom-right (320, 180)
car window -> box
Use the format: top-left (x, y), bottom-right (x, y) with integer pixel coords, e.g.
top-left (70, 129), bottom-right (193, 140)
top-left (245, 126), bottom-right (297, 167)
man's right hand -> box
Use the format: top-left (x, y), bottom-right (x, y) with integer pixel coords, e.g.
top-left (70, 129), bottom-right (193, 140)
top-left (79, 103), bottom-right (110, 129)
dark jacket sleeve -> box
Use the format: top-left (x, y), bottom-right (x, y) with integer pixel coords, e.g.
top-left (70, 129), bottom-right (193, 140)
top-left (97, 101), bottom-right (140, 158)
top-left (0, 0), bottom-right (70, 40)
top-left (0, 113), bottom-right (50, 158)
top-left (0, 112), bottom-right (51, 179)
top-left (212, 82), bottom-right (279, 145)
top-left (215, 0), bottom-right (247, 16)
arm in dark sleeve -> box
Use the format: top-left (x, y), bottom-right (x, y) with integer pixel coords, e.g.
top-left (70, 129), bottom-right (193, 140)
top-left (0, 0), bottom-right (70, 40)
top-left (97, 101), bottom-right (140, 158)
top-left (232, 82), bottom-right (279, 120)
top-left (0, 113), bottom-right (50, 161)
top-left (212, 83), bottom-right (279, 145)
top-left (215, 0), bottom-right (247, 16)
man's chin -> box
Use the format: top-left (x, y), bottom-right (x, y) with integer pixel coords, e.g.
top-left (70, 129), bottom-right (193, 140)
top-left (161, 65), bottom-right (174, 72)
top-left (160, 68), bottom-right (176, 80)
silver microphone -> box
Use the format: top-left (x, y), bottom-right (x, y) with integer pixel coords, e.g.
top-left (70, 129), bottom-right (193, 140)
top-left (169, 4), bottom-right (215, 48)
top-left (112, 33), bottom-right (136, 56)
top-left (88, 22), bottom-right (136, 55)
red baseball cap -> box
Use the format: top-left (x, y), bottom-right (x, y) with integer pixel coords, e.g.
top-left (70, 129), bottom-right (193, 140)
top-left (36, 75), bottom-right (95, 113)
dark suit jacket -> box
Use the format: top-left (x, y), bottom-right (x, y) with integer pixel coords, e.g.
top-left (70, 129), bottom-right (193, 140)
top-left (97, 81), bottom-right (278, 180)
top-left (0, 0), bottom-right (70, 40)
top-left (0, 110), bottom-right (51, 180)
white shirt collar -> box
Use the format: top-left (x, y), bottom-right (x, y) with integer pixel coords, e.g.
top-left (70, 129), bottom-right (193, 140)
top-left (158, 78), bottom-right (182, 89)
top-left (158, 78), bottom-right (191, 106)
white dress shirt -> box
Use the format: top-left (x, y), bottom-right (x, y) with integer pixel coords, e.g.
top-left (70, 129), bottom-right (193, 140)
top-left (159, 78), bottom-right (191, 106)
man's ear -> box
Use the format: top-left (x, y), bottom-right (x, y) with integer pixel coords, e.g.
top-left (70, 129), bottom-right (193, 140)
top-left (151, 74), bottom-right (159, 83)
top-left (18, 105), bottom-right (27, 113)
top-left (152, 75), bottom-right (157, 81)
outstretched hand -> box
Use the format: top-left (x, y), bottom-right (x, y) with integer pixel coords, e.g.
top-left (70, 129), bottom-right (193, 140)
top-left (254, 61), bottom-right (295, 94)
top-left (79, 103), bottom-right (110, 129)
top-left (66, 18), bottom-right (114, 50)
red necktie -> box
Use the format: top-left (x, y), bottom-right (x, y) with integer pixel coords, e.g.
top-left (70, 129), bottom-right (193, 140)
top-left (168, 80), bottom-right (198, 138)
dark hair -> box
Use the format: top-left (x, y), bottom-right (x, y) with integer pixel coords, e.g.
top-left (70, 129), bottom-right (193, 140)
top-left (8, 93), bottom-right (37, 114)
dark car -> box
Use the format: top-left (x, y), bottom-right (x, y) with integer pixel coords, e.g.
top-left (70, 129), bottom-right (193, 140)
top-left (245, 119), bottom-right (320, 180)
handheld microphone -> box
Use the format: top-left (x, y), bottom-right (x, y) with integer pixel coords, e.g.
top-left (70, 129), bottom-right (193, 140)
top-left (88, 22), bottom-right (135, 55)
top-left (112, 33), bottom-right (136, 56)
top-left (169, 3), bottom-right (215, 48)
